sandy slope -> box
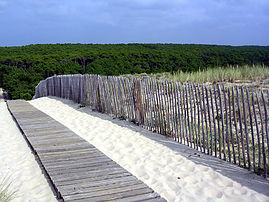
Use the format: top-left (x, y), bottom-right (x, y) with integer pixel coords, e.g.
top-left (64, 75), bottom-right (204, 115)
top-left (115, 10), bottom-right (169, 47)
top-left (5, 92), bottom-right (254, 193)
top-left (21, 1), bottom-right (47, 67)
top-left (30, 97), bottom-right (269, 202)
top-left (0, 102), bottom-right (57, 202)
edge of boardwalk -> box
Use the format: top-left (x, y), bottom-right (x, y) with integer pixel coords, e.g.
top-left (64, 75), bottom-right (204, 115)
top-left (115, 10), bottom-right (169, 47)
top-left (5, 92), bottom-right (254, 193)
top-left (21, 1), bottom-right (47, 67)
top-left (6, 100), bottom-right (165, 201)
top-left (6, 100), bottom-right (66, 201)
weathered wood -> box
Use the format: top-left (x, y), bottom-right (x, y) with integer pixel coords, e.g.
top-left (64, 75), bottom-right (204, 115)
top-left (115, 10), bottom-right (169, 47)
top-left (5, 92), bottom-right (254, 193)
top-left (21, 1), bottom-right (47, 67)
top-left (252, 92), bottom-right (261, 169)
top-left (176, 82), bottom-right (183, 143)
top-left (172, 81), bottom-right (179, 142)
top-left (210, 86), bottom-right (217, 157)
top-left (228, 88), bottom-right (236, 164)
top-left (214, 85), bottom-right (221, 158)
top-left (189, 83), bottom-right (195, 149)
top-left (185, 83), bottom-right (192, 147)
top-left (65, 187), bottom-right (155, 202)
top-left (237, 86), bottom-right (246, 167)
top-left (164, 81), bottom-right (171, 136)
top-left (191, 83), bottom-right (198, 150)
top-left (198, 83), bottom-right (205, 152)
top-left (194, 83), bottom-right (202, 151)
top-left (179, 83), bottom-right (186, 144)
top-left (182, 83), bottom-right (189, 146)
top-left (232, 87), bottom-right (241, 166)
top-left (256, 90), bottom-right (267, 177)
top-left (7, 101), bottom-right (164, 201)
top-left (223, 85), bottom-right (231, 162)
top-left (156, 80), bottom-right (164, 135)
top-left (261, 90), bottom-right (269, 175)
top-left (241, 86), bottom-right (251, 169)
top-left (246, 88), bottom-right (255, 171)
top-left (202, 85), bottom-right (209, 154)
top-left (205, 85), bottom-right (213, 155)
top-left (60, 178), bottom-right (143, 196)
top-left (218, 85), bottom-right (226, 160)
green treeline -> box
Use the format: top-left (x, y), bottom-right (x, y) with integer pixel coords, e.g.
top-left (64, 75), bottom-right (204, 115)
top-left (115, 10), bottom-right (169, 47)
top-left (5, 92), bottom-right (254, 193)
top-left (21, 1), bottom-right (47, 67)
top-left (0, 43), bottom-right (268, 100)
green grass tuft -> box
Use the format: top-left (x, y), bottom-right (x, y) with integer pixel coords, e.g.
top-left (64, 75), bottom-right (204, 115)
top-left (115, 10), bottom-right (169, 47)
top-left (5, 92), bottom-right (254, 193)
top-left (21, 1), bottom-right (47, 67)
top-left (123, 65), bottom-right (269, 84)
top-left (0, 177), bottom-right (17, 202)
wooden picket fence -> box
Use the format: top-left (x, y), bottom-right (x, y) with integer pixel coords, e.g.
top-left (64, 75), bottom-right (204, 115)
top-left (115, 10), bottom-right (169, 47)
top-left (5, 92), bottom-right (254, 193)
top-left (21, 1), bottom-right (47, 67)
top-left (34, 74), bottom-right (269, 178)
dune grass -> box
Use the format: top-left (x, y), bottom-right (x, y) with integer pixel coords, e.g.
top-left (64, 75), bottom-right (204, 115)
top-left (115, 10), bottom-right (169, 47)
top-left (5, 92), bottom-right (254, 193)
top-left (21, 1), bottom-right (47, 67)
top-left (0, 177), bottom-right (17, 202)
top-left (123, 65), bottom-right (269, 84)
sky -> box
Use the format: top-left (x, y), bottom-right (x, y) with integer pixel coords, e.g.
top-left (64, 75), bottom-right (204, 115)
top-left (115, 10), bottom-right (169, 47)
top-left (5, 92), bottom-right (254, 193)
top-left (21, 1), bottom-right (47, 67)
top-left (0, 0), bottom-right (268, 46)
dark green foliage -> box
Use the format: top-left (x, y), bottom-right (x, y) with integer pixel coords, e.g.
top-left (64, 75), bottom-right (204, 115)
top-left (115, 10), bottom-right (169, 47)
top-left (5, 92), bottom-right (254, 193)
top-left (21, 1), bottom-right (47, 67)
top-left (0, 43), bottom-right (269, 100)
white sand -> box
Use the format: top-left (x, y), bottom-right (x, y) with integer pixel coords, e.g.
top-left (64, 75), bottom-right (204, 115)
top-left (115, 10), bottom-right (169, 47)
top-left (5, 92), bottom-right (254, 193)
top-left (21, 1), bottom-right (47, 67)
top-left (0, 102), bottom-right (57, 202)
top-left (30, 97), bottom-right (269, 202)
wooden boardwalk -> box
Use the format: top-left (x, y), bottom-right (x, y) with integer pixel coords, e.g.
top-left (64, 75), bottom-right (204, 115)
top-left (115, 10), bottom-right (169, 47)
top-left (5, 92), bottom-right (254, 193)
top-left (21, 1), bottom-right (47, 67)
top-left (7, 100), bottom-right (165, 202)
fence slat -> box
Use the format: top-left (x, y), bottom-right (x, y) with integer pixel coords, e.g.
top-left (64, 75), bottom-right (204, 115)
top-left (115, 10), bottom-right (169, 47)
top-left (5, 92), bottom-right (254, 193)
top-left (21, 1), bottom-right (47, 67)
top-left (228, 88), bottom-right (236, 164)
top-left (186, 83), bottom-right (192, 147)
top-left (205, 85), bottom-right (213, 155)
top-left (195, 83), bottom-right (202, 152)
top-left (202, 85), bottom-right (209, 154)
top-left (223, 85), bottom-right (231, 162)
top-left (237, 86), bottom-right (246, 167)
top-left (191, 83), bottom-right (198, 150)
top-left (198, 84), bottom-right (205, 153)
top-left (246, 88), bottom-right (255, 171)
top-left (215, 85), bottom-right (221, 158)
top-left (210, 86), bottom-right (217, 157)
top-left (176, 82), bottom-right (183, 143)
top-left (218, 85), bottom-right (226, 160)
top-left (258, 90), bottom-right (267, 178)
top-left (241, 87), bottom-right (251, 169)
top-left (189, 83), bottom-right (195, 149)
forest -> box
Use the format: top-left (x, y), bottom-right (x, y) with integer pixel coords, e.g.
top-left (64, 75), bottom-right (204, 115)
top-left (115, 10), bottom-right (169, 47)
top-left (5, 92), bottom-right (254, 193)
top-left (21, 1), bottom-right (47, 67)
top-left (0, 43), bottom-right (269, 100)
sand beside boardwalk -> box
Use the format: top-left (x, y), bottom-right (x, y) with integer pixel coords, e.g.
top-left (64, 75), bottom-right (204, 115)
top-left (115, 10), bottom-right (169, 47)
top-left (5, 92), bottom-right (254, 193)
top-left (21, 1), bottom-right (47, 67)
top-left (0, 101), bottom-right (57, 202)
top-left (30, 97), bottom-right (269, 202)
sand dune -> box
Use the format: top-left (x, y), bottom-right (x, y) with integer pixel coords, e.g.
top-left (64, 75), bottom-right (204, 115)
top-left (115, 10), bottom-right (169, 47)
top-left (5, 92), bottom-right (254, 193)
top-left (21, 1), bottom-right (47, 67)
top-left (0, 102), bottom-right (57, 202)
top-left (30, 97), bottom-right (269, 202)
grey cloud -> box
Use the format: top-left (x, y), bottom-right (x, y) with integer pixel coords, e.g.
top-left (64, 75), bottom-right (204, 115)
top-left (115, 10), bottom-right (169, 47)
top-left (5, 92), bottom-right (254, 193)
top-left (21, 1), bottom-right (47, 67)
top-left (0, 0), bottom-right (268, 45)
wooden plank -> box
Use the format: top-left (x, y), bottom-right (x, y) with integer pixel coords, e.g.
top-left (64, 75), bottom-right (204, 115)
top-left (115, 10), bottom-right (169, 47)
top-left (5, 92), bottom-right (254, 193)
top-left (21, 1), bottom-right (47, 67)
top-left (246, 88), bottom-right (255, 171)
top-left (60, 178), bottom-right (144, 196)
top-left (206, 85), bottom-right (213, 155)
top-left (256, 89), bottom-right (267, 177)
top-left (223, 85), bottom-right (231, 162)
top-left (198, 83), bottom-right (205, 153)
top-left (194, 83), bottom-right (202, 151)
top-left (232, 87), bottom-right (241, 166)
top-left (228, 88), bottom-right (236, 164)
top-left (236, 86), bottom-right (246, 167)
top-left (241, 86), bottom-right (251, 169)
top-left (64, 187), bottom-right (154, 201)
top-left (182, 83), bottom-right (189, 146)
top-left (7, 95), bottom-right (165, 201)
top-left (179, 82), bottom-right (186, 144)
top-left (191, 83), bottom-right (198, 150)
top-left (115, 193), bottom-right (163, 202)
top-left (214, 85), bottom-right (221, 159)
top-left (185, 83), bottom-right (192, 147)
top-left (261, 90), bottom-right (269, 175)
top-left (202, 84), bottom-right (209, 154)
top-left (218, 85), bottom-right (226, 160)
top-left (52, 169), bottom-right (130, 185)
top-left (48, 162), bottom-right (120, 176)
top-left (189, 83), bottom-right (195, 149)
top-left (210, 86), bottom-right (217, 157)
top-left (40, 150), bottom-right (104, 162)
